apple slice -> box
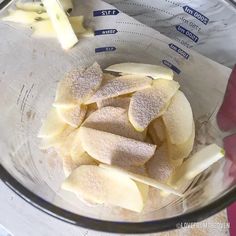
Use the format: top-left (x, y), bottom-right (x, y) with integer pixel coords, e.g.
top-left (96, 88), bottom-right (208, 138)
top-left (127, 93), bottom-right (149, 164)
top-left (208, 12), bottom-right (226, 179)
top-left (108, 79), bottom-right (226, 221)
top-left (16, 0), bottom-right (73, 12)
top-left (79, 127), bottom-right (156, 166)
top-left (97, 97), bottom-right (130, 110)
top-left (73, 152), bottom-right (97, 166)
top-left (148, 118), bottom-right (166, 146)
top-left (16, 1), bottom-right (45, 12)
top-left (168, 123), bottom-right (195, 160)
top-left (2, 9), bottom-right (48, 25)
top-left (32, 16), bottom-right (93, 38)
top-left (62, 165), bottom-right (145, 212)
top-left (163, 91), bottom-right (193, 145)
top-left (38, 107), bottom-right (67, 138)
top-left (41, 0), bottom-right (78, 50)
top-left (61, 155), bottom-right (76, 177)
top-left (99, 164), bottom-right (183, 197)
top-left (82, 106), bottom-right (145, 141)
top-left (85, 75), bottom-right (152, 104)
top-left (105, 63), bottom-right (174, 80)
top-left (168, 144), bottom-right (225, 186)
top-left (129, 79), bottom-right (180, 131)
top-left (53, 62), bottom-right (103, 108)
top-left (146, 144), bottom-right (183, 182)
top-left (57, 104), bottom-right (87, 127)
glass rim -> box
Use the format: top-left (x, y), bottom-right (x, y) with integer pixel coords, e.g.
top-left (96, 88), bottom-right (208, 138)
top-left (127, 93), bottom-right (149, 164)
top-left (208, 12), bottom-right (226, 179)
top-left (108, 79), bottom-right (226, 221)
top-left (1, 164), bottom-right (236, 234)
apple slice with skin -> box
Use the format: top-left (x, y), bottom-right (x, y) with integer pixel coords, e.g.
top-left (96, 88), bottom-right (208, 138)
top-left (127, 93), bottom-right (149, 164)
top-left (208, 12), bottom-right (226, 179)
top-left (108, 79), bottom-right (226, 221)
top-left (99, 164), bottom-right (183, 197)
top-left (53, 62), bottom-right (103, 108)
top-left (79, 127), bottom-right (156, 167)
top-left (163, 91), bottom-right (193, 145)
top-left (57, 104), bottom-right (87, 127)
top-left (129, 79), bottom-right (180, 132)
top-left (38, 107), bottom-right (67, 138)
top-left (85, 75), bottom-right (152, 104)
top-left (2, 9), bottom-right (48, 25)
top-left (82, 106), bottom-right (145, 141)
top-left (105, 63), bottom-right (174, 80)
top-left (41, 0), bottom-right (78, 50)
top-left (168, 144), bottom-right (225, 187)
top-left (62, 165), bottom-right (145, 212)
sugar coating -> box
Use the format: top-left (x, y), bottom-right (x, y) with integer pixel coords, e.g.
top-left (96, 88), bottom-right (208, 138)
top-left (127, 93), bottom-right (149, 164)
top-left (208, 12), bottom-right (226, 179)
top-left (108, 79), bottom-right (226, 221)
top-left (79, 127), bottom-right (156, 167)
top-left (85, 75), bottom-right (152, 104)
top-left (146, 145), bottom-right (182, 182)
top-left (57, 105), bottom-right (87, 127)
top-left (97, 97), bottom-right (130, 110)
top-left (83, 106), bottom-right (145, 141)
top-left (163, 91), bottom-right (193, 145)
top-left (129, 80), bottom-right (180, 131)
top-left (55, 62), bottom-right (103, 106)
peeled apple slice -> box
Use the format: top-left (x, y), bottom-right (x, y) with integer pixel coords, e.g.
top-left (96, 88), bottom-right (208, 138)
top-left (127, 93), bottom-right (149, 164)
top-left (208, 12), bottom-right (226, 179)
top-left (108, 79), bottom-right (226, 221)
top-left (114, 63), bottom-right (174, 79)
top-left (41, 0), bottom-right (78, 50)
top-left (168, 144), bottom-right (225, 186)
top-left (61, 155), bottom-right (76, 177)
top-left (82, 106), bottom-right (145, 141)
top-left (129, 80), bottom-right (180, 131)
top-left (16, 1), bottom-right (45, 12)
top-left (97, 97), bottom-right (130, 110)
top-left (16, 0), bottom-right (73, 12)
top-left (57, 104), bottom-right (87, 127)
top-left (105, 63), bottom-right (174, 80)
top-left (146, 144), bottom-right (183, 182)
top-left (79, 127), bottom-right (156, 166)
top-left (148, 118), bottom-right (166, 146)
top-left (32, 16), bottom-right (92, 38)
top-left (62, 165), bottom-right (145, 212)
top-left (53, 62), bottom-right (103, 107)
top-left (168, 123), bottom-right (195, 160)
top-left (73, 152), bottom-right (97, 166)
top-left (99, 164), bottom-right (183, 197)
top-left (85, 75), bottom-right (152, 104)
top-left (2, 9), bottom-right (48, 25)
top-left (38, 107), bottom-right (67, 138)
top-left (163, 91), bottom-right (193, 145)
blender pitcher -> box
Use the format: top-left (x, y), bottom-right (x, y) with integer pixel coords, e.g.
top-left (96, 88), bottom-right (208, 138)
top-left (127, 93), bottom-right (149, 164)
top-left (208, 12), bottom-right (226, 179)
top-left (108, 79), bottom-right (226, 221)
top-left (0, 0), bottom-right (236, 233)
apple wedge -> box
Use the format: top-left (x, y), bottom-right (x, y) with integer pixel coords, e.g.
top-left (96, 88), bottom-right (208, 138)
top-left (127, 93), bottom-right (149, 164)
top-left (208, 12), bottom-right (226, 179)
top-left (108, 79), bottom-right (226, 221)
top-left (168, 144), bottom-right (225, 186)
top-left (99, 164), bottom-right (183, 197)
top-left (105, 63), bottom-right (174, 80)
top-left (32, 16), bottom-right (93, 38)
top-left (163, 91), bottom-right (193, 145)
top-left (146, 144), bottom-right (183, 182)
top-left (97, 97), bottom-right (130, 110)
top-left (129, 79), bottom-right (180, 131)
top-left (38, 107), bottom-right (67, 138)
top-left (168, 123), bottom-right (195, 160)
top-left (2, 9), bottom-right (48, 25)
top-left (62, 165), bottom-right (145, 212)
top-left (82, 106), bottom-right (145, 141)
top-left (79, 127), bottom-right (156, 166)
top-left (53, 62), bottom-right (103, 108)
top-left (41, 0), bottom-right (78, 50)
top-left (57, 104), bottom-right (87, 127)
top-left (85, 75), bottom-right (152, 104)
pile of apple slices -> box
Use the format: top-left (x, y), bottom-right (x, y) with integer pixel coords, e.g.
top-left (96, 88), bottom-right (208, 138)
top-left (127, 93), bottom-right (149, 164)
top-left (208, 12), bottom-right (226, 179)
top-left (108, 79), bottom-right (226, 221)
top-left (38, 62), bottom-right (225, 212)
top-left (2, 0), bottom-right (93, 49)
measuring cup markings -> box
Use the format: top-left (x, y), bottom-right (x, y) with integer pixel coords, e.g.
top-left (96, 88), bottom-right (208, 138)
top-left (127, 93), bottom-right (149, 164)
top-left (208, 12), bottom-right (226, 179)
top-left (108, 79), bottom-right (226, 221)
top-left (162, 60), bottom-right (181, 74)
top-left (175, 37), bottom-right (192, 49)
top-left (94, 29), bottom-right (118, 35)
top-left (168, 43), bottom-right (190, 59)
top-left (183, 5), bottom-right (209, 25)
top-left (176, 25), bottom-right (199, 43)
top-left (95, 47), bottom-right (116, 53)
top-left (93, 9), bottom-right (119, 17)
